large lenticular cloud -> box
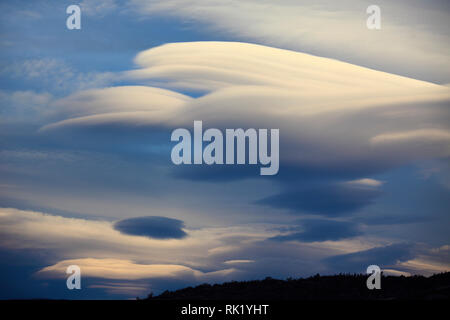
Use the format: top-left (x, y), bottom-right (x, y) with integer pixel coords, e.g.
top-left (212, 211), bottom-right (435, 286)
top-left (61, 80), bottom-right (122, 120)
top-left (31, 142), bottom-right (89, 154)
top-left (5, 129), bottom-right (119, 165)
top-left (41, 41), bottom-right (450, 177)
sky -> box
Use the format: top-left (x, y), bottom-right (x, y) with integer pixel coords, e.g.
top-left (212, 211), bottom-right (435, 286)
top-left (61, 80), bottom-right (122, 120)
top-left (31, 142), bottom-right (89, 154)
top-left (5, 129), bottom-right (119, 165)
top-left (0, 0), bottom-right (449, 299)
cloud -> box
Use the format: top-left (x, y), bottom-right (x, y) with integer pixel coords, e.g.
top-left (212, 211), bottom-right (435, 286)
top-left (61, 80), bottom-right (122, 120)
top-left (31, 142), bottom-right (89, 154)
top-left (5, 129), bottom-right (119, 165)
top-left (271, 219), bottom-right (362, 242)
top-left (324, 243), bottom-right (415, 273)
top-left (371, 129), bottom-right (450, 145)
top-left (0, 208), bottom-right (188, 263)
top-left (2, 42), bottom-right (449, 247)
top-left (0, 90), bottom-right (53, 122)
top-left (131, 0), bottom-right (450, 83)
top-left (353, 214), bottom-right (427, 226)
top-left (114, 216), bottom-right (187, 239)
top-left (40, 85), bottom-right (191, 131)
top-left (0, 207), bottom-right (448, 297)
top-left (40, 42), bottom-right (450, 179)
top-left (0, 207), bottom-right (277, 275)
top-left (370, 129), bottom-right (450, 159)
top-left (5, 58), bottom-right (73, 80)
top-left (37, 258), bottom-right (232, 281)
top-left (170, 164), bottom-right (260, 182)
top-left (87, 281), bottom-right (151, 296)
top-left (223, 259), bottom-right (254, 265)
top-left (398, 245), bottom-right (450, 275)
top-left (345, 178), bottom-right (384, 188)
top-left (257, 183), bottom-right (382, 216)
top-left (30, 42), bottom-right (450, 224)
top-left (1, 1), bottom-right (449, 299)
top-left (80, 0), bottom-right (118, 17)
top-left (1, 58), bottom-right (116, 94)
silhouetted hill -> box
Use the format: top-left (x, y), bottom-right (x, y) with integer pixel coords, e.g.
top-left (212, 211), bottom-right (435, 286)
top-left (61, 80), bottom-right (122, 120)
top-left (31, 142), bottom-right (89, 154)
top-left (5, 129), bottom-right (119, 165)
top-left (147, 272), bottom-right (450, 300)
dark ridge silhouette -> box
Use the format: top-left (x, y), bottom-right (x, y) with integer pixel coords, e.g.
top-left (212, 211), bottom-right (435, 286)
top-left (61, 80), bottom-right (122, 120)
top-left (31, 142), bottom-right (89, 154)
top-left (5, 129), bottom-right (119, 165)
top-left (146, 272), bottom-right (450, 300)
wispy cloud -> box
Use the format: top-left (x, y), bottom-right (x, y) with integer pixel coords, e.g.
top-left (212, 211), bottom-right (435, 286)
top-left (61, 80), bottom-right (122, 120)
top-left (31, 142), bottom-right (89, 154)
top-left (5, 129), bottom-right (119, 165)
top-left (1, 58), bottom-right (116, 95)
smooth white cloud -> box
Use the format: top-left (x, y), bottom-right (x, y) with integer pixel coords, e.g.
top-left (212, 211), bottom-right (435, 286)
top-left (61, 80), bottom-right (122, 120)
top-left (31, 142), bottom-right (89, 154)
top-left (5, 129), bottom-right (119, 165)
top-left (41, 85), bottom-right (191, 131)
top-left (37, 258), bottom-right (235, 281)
top-left (371, 129), bottom-right (450, 144)
top-left (42, 41), bottom-right (450, 173)
top-left (131, 0), bottom-right (450, 83)
top-left (346, 178), bottom-right (384, 188)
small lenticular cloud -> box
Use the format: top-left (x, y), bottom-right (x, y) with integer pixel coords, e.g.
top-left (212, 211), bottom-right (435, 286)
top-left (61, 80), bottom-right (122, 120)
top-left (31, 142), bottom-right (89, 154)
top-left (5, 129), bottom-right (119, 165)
top-left (114, 216), bottom-right (187, 240)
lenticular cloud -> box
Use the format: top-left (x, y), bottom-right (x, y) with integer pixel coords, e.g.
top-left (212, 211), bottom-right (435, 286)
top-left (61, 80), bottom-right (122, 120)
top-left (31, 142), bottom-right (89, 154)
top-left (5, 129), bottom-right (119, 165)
top-left (41, 41), bottom-right (450, 174)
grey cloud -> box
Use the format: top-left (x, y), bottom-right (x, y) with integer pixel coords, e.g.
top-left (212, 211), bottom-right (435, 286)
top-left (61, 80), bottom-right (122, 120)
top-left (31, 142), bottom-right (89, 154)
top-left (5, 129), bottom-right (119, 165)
top-left (271, 219), bottom-right (363, 242)
top-left (324, 243), bottom-right (415, 273)
top-left (257, 183), bottom-right (381, 216)
top-left (114, 216), bottom-right (187, 239)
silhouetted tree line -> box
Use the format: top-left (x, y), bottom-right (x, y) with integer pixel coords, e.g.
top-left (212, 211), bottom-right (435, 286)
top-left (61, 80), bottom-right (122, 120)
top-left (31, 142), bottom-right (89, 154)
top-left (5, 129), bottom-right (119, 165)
top-left (145, 272), bottom-right (450, 300)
